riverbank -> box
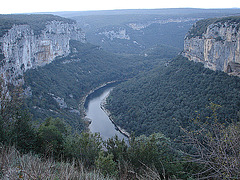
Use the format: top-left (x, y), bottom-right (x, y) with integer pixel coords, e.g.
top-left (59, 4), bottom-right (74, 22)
top-left (100, 91), bottom-right (130, 138)
top-left (81, 81), bottom-right (130, 139)
top-left (79, 81), bottom-right (117, 124)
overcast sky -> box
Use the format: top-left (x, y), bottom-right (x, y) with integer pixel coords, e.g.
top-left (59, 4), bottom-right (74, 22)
top-left (1, 0), bottom-right (240, 14)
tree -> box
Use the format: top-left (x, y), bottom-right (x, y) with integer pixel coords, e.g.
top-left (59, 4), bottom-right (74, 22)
top-left (0, 79), bottom-right (38, 153)
top-left (38, 117), bottom-right (68, 158)
top-left (127, 133), bottom-right (181, 178)
top-left (95, 151), bottom-right (118, 177)
top-left (64, 132), bottom-right (102, 167)
top-left (182, 103), bottom-right (240, 179)
top-left (11, 110), bottom-right (37, 153)
top-left (104, 135), bottom-right (128, 162)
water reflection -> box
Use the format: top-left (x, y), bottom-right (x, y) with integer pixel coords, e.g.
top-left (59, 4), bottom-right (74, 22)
top-left (85, 85), bottom-right (127, 141)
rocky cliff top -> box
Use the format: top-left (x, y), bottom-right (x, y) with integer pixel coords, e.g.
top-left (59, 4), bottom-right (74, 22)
top-left (0, 14), bottom-right (85, 85)
top-left (183, 16), bottom-right (240, 76)
top-left (0, 14), bottom-right (76, 37)
top-left (186, 16), bottom-right (240, 39)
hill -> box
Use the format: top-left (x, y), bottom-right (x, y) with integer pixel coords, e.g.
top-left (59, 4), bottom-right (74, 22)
top-left (105, 56), bottom-right (240, 139)
top-left (24, 40), bottom-right (176, 131)
top-left (59, 8), bottom-right (240, 54)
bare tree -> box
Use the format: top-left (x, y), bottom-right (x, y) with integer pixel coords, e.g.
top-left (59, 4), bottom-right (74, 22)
top-left (182, 103), bottom-right (240, 179)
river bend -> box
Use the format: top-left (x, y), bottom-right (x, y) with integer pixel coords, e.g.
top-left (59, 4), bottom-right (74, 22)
top-left (85, 86), bottom-right (127, 141)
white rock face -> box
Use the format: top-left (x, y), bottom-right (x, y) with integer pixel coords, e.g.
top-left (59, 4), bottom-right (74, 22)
top-left (128, 18), bottom-right (202, 30)
top-left (99, 28), bottom-right (130, 40)
top-left (183, 21), bottom-right (240, 76)
top-left (0, 21), bottom-right (85, 85)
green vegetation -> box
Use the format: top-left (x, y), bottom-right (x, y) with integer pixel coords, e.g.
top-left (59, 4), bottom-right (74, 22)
top-left (106, 56), bottom-right (240, 140)
top-left (95, 151), bottom-right (118, 177)
top-left (186, 18), bottom-right (218, 38)
top-left (72, 9), bottom-right (240, 54)
top-left (2, 107), bottom-right (239, 179)
top-left (186, 16), bottom-right (240, 38)
top-left (24, 40), bottom-right (170, 132)
top-left (2, 12), bottom-right (240, 179)
top-left (0, 146), bottom-right (111, 180)
top-left (215, 15), bottom-right (240, 24)
top-left (0, 14), bottom-right (75, 37)
top-left (182, 103), bottom-right (240, 179)
top-left (0, 82), bottom-right (37, 154)
top-left (82, 18), bottom-right (192, 54)
top-left (1, 39), bottom-right (240, 180)
top-left (74, 13), bottom-right (197, 54)
top-left (141, 44), bottom-right (180, 58)
top-left (0, 84), bottom-right (188, 179)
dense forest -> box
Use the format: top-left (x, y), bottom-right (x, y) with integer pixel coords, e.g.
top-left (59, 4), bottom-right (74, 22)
top-left (72, 14), bottom-right (195, 54)
top-left (1, 74), bottom-right (240, 179)
top-left (24, 40), bottom-right (178, 131)
top-left (0, 79), bottom-right (199, 179)
top-left (69, 8), bottom-right (240, 54)
top-left (106, 56), bottom-right (240, 139)
top-left (1, 12), bottom-right (240, 179)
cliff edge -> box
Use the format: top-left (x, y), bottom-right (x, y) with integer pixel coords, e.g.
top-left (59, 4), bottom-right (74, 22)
top-left (183, 16), bottom-right (240, 76)
top-left (0, 14), bottom-right (86, 85)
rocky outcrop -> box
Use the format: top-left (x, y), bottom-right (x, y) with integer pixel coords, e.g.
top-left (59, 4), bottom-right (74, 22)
top-left (128, 17), bottom-right (201, 30)
top-left (183, 17), bottom-right (240, 76)
top-left (98, 28), bottom-right (130, 40)
top-left (0, 20), bottom-right (85, 85)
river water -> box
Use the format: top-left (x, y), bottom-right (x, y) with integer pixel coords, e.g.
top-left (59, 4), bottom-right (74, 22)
top-left (85, 85), bottom-right (128, 141)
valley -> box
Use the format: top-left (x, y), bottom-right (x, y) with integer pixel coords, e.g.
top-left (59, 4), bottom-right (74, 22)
top-left (1, 9), bottom-right (240, 179)
top-left (24, 40), bottom-right (166, 131)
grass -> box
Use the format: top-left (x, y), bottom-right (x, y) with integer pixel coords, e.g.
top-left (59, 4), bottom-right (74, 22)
top-left (0, 145), bottom-right (113, 180)
top-left (0, 145), bottom-right (167, 179)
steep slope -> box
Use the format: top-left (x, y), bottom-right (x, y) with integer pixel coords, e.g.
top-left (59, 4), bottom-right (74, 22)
top-left (105, 56), bottom-right (240, 139)
top-left (0, 14), bottom-right (179, 132)
top-left (68, 8), bottom-right (240, 54)
top-left (24, 40), bottom-right (170, 131)
top-left (183, 16), bottom-right (240, 76)
top-left (0, 14), bottom-right (85, 85)
top-left (72, 14), bottom-right (198, 54)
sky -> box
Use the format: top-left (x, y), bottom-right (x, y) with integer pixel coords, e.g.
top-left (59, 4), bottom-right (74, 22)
top-left (1, 0), bottom-right (240, 14)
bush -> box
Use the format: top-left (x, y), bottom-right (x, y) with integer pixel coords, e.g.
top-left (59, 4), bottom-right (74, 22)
top-left (95, 151), bottom-right (118, 177)
top-left (64, 132), bottom-right (102, 167)
top-left (182, 103), bottom-right (240, 179)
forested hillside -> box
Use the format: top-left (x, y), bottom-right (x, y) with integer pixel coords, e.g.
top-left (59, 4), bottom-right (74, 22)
top-left (3, 62), bottom-right (240, 179)
top-left (24, 40), bottom-right (178, 131)
top-left (66, 8), bottom-right (240, 54)
top-left (1, 11), bottom-right (240, 179)
top-left (106, 56), bottom-right (240, 139)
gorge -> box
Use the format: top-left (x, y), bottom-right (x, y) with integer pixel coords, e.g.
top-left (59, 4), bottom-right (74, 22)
top-left (104, 16), bottom-right (240, 139)
top-left (2, 10), bottom-right (240, 179)
top-left (2, 13), bottom-right (240, 138)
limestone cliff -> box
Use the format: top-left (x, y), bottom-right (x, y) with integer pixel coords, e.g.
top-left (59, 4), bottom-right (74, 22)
top-left (183, 16), bottom-right (240, 76)
top-left (0, 18), bottom-right (85, 85)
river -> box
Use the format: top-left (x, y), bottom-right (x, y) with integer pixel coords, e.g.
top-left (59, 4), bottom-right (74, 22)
top-left (84, 85), bottom-right (128, 141)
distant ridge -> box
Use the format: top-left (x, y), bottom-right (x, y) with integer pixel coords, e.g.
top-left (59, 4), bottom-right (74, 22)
top-left (50, 8), bottom-right (240, 17)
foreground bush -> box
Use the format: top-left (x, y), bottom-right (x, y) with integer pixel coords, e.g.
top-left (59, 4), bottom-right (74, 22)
top-left (182, 103), bottom-right (240, 179)
top-left (0, 145), bottom-right (112, 180)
